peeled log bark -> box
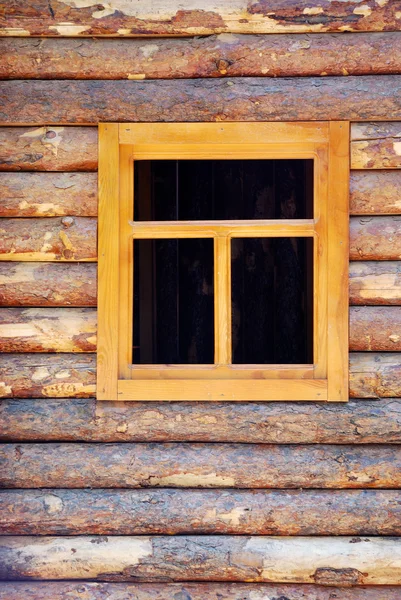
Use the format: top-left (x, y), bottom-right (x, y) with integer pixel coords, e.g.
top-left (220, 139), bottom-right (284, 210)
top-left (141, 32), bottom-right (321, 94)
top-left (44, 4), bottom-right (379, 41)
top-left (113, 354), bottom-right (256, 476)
top-left (1, 443), bottom-right (401, 488)
top-left (351, 122), bottom-right (401, 169)
top-left (350, 217), bottom-right (401, 260)
top-left (0, 535), bottom-right (400, 584)
top-left (0, 172), bottom-right (97, 216)
top-left (349, 353), bottom-right (401, 398)
top-left (350, 307), bottom-right (401, 351)
top-left (2, 77), bottom-right (401, 124)
top-left (0, 217), bottom-right (97, 261)
top-left (0, 263), bottom-right (97, 307)
top-left (2, 34), bottom-right (401, 80)
top-left (0, 127), bottom-right (97, 171)
top-left (2, 489), bottom-right (400, 536)
top-left (0, 308), bottom-right (96, 353)
top-left (349, 262), bottom-right (401, 305)
top-left (350, 171), bottom-right (401, 215)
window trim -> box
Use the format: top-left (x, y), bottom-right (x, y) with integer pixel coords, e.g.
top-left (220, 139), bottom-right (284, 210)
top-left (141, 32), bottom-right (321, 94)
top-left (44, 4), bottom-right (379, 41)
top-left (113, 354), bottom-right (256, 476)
top-left (97, 122), bottom-right (349, 402)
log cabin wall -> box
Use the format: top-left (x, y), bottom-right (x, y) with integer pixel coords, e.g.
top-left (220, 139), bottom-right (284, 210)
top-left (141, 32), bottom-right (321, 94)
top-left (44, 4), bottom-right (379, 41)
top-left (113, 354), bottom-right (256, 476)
top-left (1, 2), bottom-right (401, 597)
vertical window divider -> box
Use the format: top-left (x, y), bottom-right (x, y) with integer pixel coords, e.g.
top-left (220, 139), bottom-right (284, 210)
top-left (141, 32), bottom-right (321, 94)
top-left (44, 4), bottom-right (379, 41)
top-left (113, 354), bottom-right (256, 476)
top-left (214, 235), bottom-right (232, 366)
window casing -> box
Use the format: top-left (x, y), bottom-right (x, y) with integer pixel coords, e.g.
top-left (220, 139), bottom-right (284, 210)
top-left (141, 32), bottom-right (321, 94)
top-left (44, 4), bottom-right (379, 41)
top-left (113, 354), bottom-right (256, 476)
top-left (98, 122), bottom-right (349, 401)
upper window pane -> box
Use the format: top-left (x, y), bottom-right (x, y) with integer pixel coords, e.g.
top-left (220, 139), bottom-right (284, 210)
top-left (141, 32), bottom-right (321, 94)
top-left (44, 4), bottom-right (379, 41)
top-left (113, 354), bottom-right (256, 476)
top-left (134, 159), bottom-right (314, 221)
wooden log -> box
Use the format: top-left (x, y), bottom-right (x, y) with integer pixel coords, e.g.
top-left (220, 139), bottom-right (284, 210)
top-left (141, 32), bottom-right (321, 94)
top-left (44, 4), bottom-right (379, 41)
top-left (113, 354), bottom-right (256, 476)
top-left (350, 307), bottom-right (401, 351)
top-left (0, 535), bottom-right (401, 584)
top-left (0, 355), bottom-right (96, 398)
top-left (2, 77), bottom-right (401, 125)
top-left (2, 397), bottom-right (401, 443)
top-left (2, 34), bottom-right (401, 80)
top-left (0, 217), bottom-right (97, 261)
top-left (0, 263), bottom-right (97, 306)
top-left (349, 262), bottom-right (401, 305)
top-left (350, 171), bottom-right (401, 215)
top-left (351, 123), bottom-right (401, 169)
top-left (349, 353), bottom-right (401, 398)
top-left (0, 127), bottom-right (97, 171)
top-left (2, 0), bottom-right (400, 36)
top-left (350, 217), bottom-right (401, 260)
top-left (0, 308), bottom-right (96, 353)
top-left (0, 172), bottom-right (97, 216)
top-left (1, 442), bottom-right (401, 488)
top-left (2, 489), bottom-right (401, 536)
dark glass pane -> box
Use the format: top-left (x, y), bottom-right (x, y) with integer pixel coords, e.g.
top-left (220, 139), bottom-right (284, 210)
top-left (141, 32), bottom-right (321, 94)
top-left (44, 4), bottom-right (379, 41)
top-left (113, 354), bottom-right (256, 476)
top-left (134, 159), bottom-right (313, 221)
top-left (231, 237), bottom-right (313, 364)
top-left (133, 238), bottom-right (214, 364)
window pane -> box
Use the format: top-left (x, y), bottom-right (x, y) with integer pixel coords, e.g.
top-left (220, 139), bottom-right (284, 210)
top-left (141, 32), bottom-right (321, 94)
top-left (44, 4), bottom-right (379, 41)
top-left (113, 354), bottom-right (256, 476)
top-left (134, 159), bottom-right (313, 221)
top-left (231, 237), bottom-right (313, 364)
top-left (133, 238), bottom-right (214, 364)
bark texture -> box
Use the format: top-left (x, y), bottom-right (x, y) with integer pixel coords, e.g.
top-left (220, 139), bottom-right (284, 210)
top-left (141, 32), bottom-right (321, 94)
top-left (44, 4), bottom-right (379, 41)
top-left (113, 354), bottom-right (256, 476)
top-left (2, 488), bottom-right (401, 536)
top-left (350, 217), bottom-right (401, 260)
top-left (351, 122), bottom-right (401, 169)
top-left (0, 127), bottom-right (97, 171)
top-left (349, 262), bottom-right (401, 305)
top-left (0, 172), bottom-right (97, 216)
top-left (1, 78), bottom-right (401, 124)
top-left (350, 307), bottom-right (401, 351)
top-left (350, 171), bottom-right (401, 215)
top-left (349, 353), bottom-right (401, 398)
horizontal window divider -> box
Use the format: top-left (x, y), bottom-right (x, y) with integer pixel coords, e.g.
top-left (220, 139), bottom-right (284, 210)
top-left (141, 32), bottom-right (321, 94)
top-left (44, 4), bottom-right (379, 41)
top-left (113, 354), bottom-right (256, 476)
top-left (129, 364), bottom-right (315, 380)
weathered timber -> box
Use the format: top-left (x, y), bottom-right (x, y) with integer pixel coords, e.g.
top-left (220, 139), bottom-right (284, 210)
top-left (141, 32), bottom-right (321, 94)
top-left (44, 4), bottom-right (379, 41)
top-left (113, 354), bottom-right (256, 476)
top-left (350, 217), bottom-right (401, 260)
top-left (0, 536), bottom-right (400, 584)
top-left (2, 489), bottom-right (401, 536)
top-left (0, 355), bottom-right (96, 398)
top-left (1, 443), bottom-right (401, 488)
top-left (0, 308), bottom-right (96, 353)
top-left (0, 127), bottom-right (97, 171)
top-left (0, 217), bottom-right (97, 261)
top-left (0, 172), bottom-right (97, 216)
top-left (349, 353), bottom-right (401, 398)
top-left (2, 77), bottom-right (401, 124)
top-left (2, 34), bottom-right (401, 80)
top-left (350, 171), bottom-right (401, 214)
top-left (0, 263), bottom-right (97, 306)
top-left (349, 262), bottom-right (401, 305)
top-left (2, 398), bottom-right (401, 443)
top-left (350, 307), bottom-right (401, 351)
top-left (1, 583), bottom-right (401, 600)
top-left (2, 0), bottom-right (400, 36)
top-left (351, 122), bottom-right (401, 169)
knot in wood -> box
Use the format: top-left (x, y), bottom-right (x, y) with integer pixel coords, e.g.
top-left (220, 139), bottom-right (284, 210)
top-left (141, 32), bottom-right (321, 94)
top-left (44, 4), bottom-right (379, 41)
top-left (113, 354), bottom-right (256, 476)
top-left (45, 130), bottom-right (57, 139)
top-left (216, 59), bottom-right (230, 74)
top-left (61, 217), bottom-right (75, 228)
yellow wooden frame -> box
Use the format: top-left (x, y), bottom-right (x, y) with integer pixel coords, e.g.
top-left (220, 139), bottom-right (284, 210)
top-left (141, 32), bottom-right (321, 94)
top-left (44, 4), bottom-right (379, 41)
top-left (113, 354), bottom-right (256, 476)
top-left (98, 122), bottom-right (349, 402)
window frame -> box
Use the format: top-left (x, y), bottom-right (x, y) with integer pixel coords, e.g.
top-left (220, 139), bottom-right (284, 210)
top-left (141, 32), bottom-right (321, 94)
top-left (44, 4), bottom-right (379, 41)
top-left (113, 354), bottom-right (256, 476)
top-left (98, 122), bottom-right (349, 402)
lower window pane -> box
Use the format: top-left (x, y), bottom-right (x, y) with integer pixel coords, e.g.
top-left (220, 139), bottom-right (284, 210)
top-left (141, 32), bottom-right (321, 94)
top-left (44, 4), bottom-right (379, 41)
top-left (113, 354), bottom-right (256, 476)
top-left (231, 237), bottom-right (313, 364)
top-left (133, 238), bottom-right (214, 364)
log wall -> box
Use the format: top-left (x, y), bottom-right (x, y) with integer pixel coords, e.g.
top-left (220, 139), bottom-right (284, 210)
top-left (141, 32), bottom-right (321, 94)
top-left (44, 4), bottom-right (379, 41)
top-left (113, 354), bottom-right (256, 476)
top-left (1, 18), bottom-right (401, 599)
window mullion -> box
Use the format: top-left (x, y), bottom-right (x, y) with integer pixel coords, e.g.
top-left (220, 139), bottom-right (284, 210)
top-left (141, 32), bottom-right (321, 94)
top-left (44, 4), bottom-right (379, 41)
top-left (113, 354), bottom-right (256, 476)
top-left (214, 235), bottom-right (231, 365)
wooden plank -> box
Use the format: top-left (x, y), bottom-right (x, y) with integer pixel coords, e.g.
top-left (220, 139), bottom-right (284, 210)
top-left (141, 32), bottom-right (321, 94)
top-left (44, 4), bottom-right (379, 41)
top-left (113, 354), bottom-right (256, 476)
top-left (350, 171), bottom-right (401, 215)
top-left (0, 127), bottom-right (97, 171)
top-left (1, 536), bottom-right (401, 584)
top-left (350, 216), bottom-right (401, 260)
top-left (351, 122), bottom-right (401, 169)
top-left (350, 306), bottom-right (401, 351)
top-left (1, 442), bottom-right (401, 488)
top-left (2, 77), bottom-right (401, 124)
top-left (2, 489), bottom-right (401, 536)
top-left (3, 34), bottom-right (401, 79)
top-left (0, 308), bottom-right (96, 353)
top-left (350, 262), bottom-right (401, 305)
top-left (2, 397), bottom-right (401, 442)
top-left (0, 263), bottom-right (97, 307)
top-left (0, 217), bottom-right (97, 262)
top-left (350, 353), bottom-right (401, 398)
top-left (2, 1), bottom-right (400, 36)
top-left (0, 172), bottom-right (97, 217)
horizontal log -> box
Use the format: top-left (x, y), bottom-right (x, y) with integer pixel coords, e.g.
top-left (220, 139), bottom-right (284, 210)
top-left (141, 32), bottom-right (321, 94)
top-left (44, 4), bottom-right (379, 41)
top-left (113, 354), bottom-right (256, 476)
top-left (1, 443), bottom-right (401, 488)
top-left (0, 217), bottom-right (97, 261)
top-left (349, 262), bottom-right (401, 305)
top-left (2, 0), bottom-right (400, 36)
top-left (0, 127), bottom-right (97, 171)
top-left (2, 489), bottom-right (400, 536)
top-left (3, 34), bottom-right (401, 80)
top-left (0, 263), bottom-right (97, 306)
top-left (350, 171), bottom-right (401, 215)
top-left (0, 172), bottom-right (97, 216)
top-left (350, 307), bottom-right (401, 351)
top-left (0, 535), bottom-right (400, 584)
top-left (351, 122), bottom-right (401, 169)
top-left (2, 77), bottom-right (401, 124)
top-left (350, 217), bottom-right (401, 260)
top-left (0, 355), bottom-right (96, 398)
top-left (0, 308), bottom-right (96, 353)
top-left (349, 353), bottom-right (401, 398)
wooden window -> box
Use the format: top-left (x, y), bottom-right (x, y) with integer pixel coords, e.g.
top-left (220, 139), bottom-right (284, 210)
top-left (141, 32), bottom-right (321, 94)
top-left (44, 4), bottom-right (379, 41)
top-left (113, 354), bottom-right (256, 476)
top-left (98, 122), bottom-right (349, 402)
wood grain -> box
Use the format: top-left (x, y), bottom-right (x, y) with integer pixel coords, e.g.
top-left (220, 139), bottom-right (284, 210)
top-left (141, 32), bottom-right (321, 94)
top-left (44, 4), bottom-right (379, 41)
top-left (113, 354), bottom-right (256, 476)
top-left (350, 262), bottom-right (401, 305)
top-left (349, 353), bottom-right (401, 398)
top-left (351, 122), bottom-right (401, 169)
top-left (350, 217), bottom-right (401, 260)
top-left (350, 307), bottom-right (401, 351)
top-left (350, 171), bottom-right (401, 215)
